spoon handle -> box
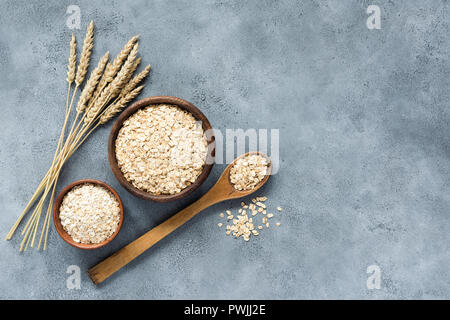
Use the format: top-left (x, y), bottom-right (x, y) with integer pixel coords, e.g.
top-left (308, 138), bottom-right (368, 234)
top-left (88, 188), bottom-right (222, 285)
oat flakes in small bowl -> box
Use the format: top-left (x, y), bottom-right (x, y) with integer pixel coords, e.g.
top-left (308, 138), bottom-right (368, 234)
top-left (108, 96), bottom-right (215, 202)
top-left (53, 179), bottom-right (124, 250)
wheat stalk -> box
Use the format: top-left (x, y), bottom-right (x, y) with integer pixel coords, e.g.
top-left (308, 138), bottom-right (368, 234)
top-left (99, 85), bottom-right (145, 124)
top-left (91, 35), bottom-right (139, 102)
top-left (5, 32), bottom-right (78, 241)
top-left (6, 22), bottom-right (148, 251)
top-left (123, 57), bottom-right (142, 88)
top-left (120, 64), bottom-right (151, 97)
top-left (77, 51), bottom-right (109, 113)
top-left (84, 43), bottom-right (139, 125)
top-left (66, 34), bottom-right (76, 84)
top-left (105, 35), bottom-right (139, 82)
top-left (22, 25), bottom-right (95, 249)
top-left (75, 21), bottom-right (94, 86)
top-left (108, 43), bottom-right (139, 97)
top-left (84, 82), bottom-right (111, 124)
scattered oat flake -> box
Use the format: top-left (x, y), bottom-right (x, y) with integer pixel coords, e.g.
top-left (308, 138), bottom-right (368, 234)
top-left (277, 206), bottom-right (282, 211)
top-left (218, 223), bottom-right (223, 227)
top-left (219, 213), bottom-right (224, 218)
top-left (216, 193), bottom-right (281, 242)
top-left (256, 202), bottom-right (266, 208)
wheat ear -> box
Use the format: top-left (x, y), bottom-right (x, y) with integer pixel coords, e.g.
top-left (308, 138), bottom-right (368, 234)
top-left (84, 43), bottom-right (139, 124)
top-left (123, 57), bottom-right (142, 87)
top-left (75, 21), bottom-right (94, 86)
top-left (84, 85), bottom-right (111, 124)
top-left (90, 35), bottom-right (139, 101)
top-left (120, 64), bottom-right (151, 97)
top-left (76, 51), bottom-right (109, 113)
top-left (108, 43), bottom-right (139, 97)
top-left (105, 35), bottom-right (139, 82)
top-left (99, 85), bottom-right (145, 124)
top-left (67, 34), bottom-right (76, 84)
top-left (60, 21), bottom-right (96, 158)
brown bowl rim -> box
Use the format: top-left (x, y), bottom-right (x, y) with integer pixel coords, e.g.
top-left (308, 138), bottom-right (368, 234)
top-left (108, 96), bottom-right (215, 202)
top-left (53, 179), bottom-right (124, 250)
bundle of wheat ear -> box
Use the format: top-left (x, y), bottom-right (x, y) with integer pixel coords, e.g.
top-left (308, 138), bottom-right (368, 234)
top-left (5, 21), bottom-right (151, 251)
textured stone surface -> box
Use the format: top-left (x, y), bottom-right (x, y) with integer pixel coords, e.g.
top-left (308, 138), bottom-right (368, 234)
top-left (1, 0), bottom-right (449, 299)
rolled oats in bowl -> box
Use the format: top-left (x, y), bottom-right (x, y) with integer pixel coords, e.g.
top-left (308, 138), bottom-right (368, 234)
top-left (59, 183), bottom-right (121, 244)
top-left (115, 104), bottom-right (208, 195)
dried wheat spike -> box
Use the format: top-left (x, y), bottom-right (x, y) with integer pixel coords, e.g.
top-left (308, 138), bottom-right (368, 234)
top-left (66, 34), bottom-right (77, 84)
top-left (76, 52), bottom-right (109, 113)
top-left (75, 21), bottom-right (94, 86)
top-left (89, 62), bottom-right (111, 103)
top-left (120, 64), bottom-right (151, 97)
top-left (122, 57), bottom-right (141, 88)
top-left (113, 57), bottom-right (141, 98)
top-left (84, 39), bottom-right (139, 125)
top-left (99, 85), bottom-right (145, 124)
top-left (108, 43), bottom-right (139, 97)
top-left (84, 85), bottom-right (109, 124)
top-left (104, 35), bottom-right (139, 83)
top-left (90, 35), bottom-right (139, 104)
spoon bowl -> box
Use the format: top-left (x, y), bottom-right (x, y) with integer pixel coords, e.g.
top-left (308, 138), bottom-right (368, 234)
top-left (89, 152), bottom-right (271, 284)
top-left (211, 151), bottom-right (272, 201)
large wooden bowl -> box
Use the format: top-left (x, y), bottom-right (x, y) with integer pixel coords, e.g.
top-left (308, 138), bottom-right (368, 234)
top-left (53, 179), bottom-right (124, 250)
top-left (108, 96), bottom-right (215, 202)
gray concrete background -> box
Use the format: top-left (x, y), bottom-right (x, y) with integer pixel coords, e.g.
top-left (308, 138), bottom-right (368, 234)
top-left (1, 0), bottom-right (449, 299)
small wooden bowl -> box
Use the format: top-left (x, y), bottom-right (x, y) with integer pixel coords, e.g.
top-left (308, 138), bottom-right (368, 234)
top-left (53, 179), bottom-right (124, 250)
top-left (108, 96), bottom-right (215, 202)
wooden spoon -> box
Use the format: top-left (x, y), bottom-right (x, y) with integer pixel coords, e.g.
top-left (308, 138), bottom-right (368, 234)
top-left (88, 152), bottom-right (272, 284)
